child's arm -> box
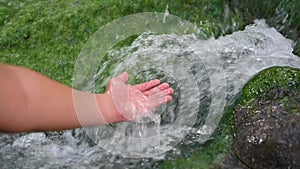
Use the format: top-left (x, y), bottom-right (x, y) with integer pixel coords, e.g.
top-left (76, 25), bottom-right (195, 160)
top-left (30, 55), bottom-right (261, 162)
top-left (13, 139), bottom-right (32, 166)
top-left (0, 63), bottom-right (173, 133)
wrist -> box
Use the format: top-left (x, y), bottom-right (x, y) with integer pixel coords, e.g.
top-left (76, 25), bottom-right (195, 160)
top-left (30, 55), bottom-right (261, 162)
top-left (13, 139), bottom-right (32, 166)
top-left (96, 92), bottom-right (127, 124)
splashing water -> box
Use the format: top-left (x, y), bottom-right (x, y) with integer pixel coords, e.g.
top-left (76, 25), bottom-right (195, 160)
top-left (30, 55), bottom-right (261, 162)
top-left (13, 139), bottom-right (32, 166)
top-left (1, 20), bottom-right (299, 168)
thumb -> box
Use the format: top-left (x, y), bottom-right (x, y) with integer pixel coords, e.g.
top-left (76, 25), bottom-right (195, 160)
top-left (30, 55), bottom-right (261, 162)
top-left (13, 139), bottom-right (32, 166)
top-left (115, 71), bottom-right (129, 83)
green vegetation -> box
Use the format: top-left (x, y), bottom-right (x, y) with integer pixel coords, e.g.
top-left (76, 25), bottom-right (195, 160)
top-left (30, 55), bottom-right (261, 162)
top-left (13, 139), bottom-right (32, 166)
top-left (0, 0), bottom-right (241, 85)
top-left (0, 0), bottom-right (299, 168)
top-left (240, 67), bottom-right (300, 105)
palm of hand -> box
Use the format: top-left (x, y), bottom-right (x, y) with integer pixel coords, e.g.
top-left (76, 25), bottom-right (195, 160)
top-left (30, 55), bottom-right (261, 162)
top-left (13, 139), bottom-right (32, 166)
top-left (107, 72), bottom-right (173, 121)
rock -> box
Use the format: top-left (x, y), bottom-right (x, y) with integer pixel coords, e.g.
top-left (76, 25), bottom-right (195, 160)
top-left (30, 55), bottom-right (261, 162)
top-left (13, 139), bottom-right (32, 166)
top-left (232, 87), bottom-right (300, 169)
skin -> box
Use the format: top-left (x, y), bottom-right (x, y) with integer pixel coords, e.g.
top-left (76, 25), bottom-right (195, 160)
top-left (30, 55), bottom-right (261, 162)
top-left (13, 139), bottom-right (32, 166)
top-left (0, 63), bottom-right (173, 133)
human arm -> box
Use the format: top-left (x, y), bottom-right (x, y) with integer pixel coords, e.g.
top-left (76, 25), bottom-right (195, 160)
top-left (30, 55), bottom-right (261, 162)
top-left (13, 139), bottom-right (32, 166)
top-left (0, 63), bottom-right (173, 133)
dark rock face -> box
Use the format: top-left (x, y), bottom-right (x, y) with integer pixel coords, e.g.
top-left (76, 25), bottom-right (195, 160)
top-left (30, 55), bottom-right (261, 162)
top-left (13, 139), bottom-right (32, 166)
top-left (232, 87), bottom-right (300, 169)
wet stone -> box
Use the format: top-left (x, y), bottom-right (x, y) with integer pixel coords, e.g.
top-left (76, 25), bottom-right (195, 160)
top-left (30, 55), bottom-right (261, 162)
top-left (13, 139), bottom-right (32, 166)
top-left (231, 87), bottom-right (300, 169)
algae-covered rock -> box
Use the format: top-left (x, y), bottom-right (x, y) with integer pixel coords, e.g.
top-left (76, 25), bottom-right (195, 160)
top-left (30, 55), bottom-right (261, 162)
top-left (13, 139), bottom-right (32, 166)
top-left (232, 87), bottom-right (300, 169)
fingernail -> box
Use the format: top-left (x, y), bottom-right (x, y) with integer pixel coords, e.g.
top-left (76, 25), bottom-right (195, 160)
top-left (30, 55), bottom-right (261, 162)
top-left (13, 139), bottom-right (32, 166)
top-left (168, 88), bottom-right (174, 94)
top-left (152, 79), bottom-right (160, 84)
top-left (160, 83), bottom-right (169, 89)
top-left (166, 95), bottom-right (172, 102)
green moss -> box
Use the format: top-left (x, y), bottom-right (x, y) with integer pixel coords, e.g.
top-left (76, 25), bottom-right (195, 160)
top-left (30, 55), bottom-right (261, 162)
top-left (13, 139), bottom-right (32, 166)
top-left (1, 0), bottom-right (241, 86)
top-left (240, 67), bottom-right (300, 106)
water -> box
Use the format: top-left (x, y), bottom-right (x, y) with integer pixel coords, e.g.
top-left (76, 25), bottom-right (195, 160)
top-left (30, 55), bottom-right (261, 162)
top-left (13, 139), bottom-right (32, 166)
top-left (1, 18), bottom-right (299, 168)
top-left (89, 19), bottom-right (299, 157)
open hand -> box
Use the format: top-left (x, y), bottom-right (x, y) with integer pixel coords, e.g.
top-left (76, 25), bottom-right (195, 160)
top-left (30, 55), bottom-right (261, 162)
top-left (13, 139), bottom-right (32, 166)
top-left (106, 72), bottom-right (174, 121)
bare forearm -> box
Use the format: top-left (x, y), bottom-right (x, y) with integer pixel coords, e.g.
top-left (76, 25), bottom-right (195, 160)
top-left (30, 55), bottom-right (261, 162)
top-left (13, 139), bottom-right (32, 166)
top-left (0, 63), bottom-right (173, 133)
top-left (0, 64), bottom-right (116, 132)
top-left (19, 66), bottom-right (80, 132)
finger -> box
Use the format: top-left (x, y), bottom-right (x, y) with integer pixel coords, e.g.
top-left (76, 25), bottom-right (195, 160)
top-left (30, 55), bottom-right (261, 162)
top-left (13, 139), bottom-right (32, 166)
top-left (107, 72), bottom-right (129, 93)
top-left (166, 95), bottom-right (172, 102)
top-left (144, 83), bottom-right (171, 96)
top-left (106, 79), bottom-right (113, 93)
top-left (148, 87), bottom-right (174, 95)
top-left (162, 87), bottom-right (174, 95)
top-left (134, 79), bottom-right (160, 92)
top-left (115, 72), bottom-right (128, 83)
top-left (150, 95), bottom-right (173, 108)
top-left (157, 83), bottom-right (170, 91)
top-left (148, 88), bottom-right (172, 110)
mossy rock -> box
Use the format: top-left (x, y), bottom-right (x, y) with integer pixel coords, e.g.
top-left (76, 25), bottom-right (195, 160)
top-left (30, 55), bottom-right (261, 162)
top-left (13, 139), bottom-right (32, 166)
top-left (230, 87), bottom-right (300, 169)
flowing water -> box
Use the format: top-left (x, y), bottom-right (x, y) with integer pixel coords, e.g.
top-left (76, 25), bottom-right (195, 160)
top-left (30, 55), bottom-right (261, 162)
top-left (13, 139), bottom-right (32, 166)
top-left (1, 1), bottom-right (300, 168)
